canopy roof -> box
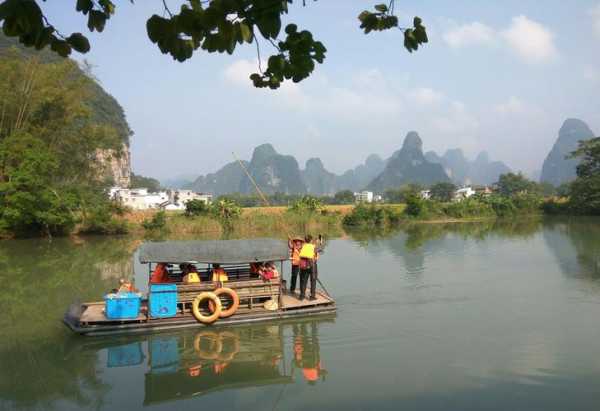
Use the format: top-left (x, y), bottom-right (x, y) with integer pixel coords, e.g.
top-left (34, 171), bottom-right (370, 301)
top-left (138, 238), bottom-right (289, 264)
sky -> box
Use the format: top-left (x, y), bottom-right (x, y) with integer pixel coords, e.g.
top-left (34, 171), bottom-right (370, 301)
top-left (41, 0), bottom-right (600, 181)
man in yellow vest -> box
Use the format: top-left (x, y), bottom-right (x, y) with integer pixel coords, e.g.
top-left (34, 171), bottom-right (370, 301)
top-left (298, 235), bottom-right (316, 301)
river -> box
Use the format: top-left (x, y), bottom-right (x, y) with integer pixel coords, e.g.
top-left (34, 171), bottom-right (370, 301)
top-left (1, 217), bottom-right (600, 410)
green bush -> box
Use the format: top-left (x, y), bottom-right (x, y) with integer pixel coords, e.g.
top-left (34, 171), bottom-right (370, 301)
top-left (404, 193), bottom-right (424, 217)
top-left (142, 211), bottom-right (168, 231)
top-left (185, 199), bottom-right (210, 217)
top-left (80, 204), bottom-right (128, 234)
top-left (211, 199), bottom-right (242, 230)
top-left (288, 196), bottom-right (323, 213)
top-left (342, 204), bottom-right (402, 227)
top-left (442, 197), bottom-right (494, 218)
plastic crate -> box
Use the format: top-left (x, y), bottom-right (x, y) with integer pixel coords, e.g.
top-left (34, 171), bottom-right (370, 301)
top-left (149, 284), bottom-right (178, 318)
top-left (104, 292), bottom-right (141, 320)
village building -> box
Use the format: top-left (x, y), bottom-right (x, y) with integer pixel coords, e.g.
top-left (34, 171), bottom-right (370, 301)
top-left (110, 187), bottom-right (212, 210)
top-left (354, 191), bottom-right (374, 203)
top-left (453, 186), bottom-right (476, 201)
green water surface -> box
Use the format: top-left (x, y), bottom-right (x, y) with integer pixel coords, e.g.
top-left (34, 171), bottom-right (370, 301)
top-left (1, 217), bottom-right (600, 410)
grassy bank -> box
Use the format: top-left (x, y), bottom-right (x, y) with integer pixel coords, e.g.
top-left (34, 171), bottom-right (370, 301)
top-left (121, 206), bottom-right (350, 239)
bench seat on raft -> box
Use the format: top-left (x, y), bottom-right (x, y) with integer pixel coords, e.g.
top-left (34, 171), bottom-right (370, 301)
top-left (175, 278), bottom-right (282, 314)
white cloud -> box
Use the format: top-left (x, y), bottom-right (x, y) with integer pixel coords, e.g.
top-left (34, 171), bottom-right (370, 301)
top-left (591, 3), bottom-right (600, 38)
top-left (443, 22), bottom-right (496, 48)
top-left (494, 96), bottom-right (527, 115)
top-left (409, 87), bottom-right (445, 106)
top-left (223, 58), bottom-right (259, 87)
top-left (501, 15), bottom-right (558, 63)
top-left (442, 16), bottom-right (558, 64)
top-left (583, 65), bottom-right (599, 83)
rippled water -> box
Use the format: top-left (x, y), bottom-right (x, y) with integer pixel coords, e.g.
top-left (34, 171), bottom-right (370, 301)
top-left (2, 217), bottom-right (600, 410)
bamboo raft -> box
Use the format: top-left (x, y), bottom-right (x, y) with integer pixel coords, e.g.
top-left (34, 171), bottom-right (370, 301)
top-left (64, 239), bottom-right (336, 336)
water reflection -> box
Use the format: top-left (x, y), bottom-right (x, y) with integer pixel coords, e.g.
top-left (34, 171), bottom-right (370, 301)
top-left (543, 218), bottom-right (600, 279)
top-left (61, 318), bottom-right (333, 408)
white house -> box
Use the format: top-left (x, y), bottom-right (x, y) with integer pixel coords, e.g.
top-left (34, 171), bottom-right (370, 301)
top-left (172, 190), bottom-right (212, 205)
top-left (110, 187), bottom-right (214, 211)
top-left (454, 186), bottom-right (476, 201)
top-left (420, 190), bottom-right (431, 200)
top-left (354, 191), bottom-right (374, 203)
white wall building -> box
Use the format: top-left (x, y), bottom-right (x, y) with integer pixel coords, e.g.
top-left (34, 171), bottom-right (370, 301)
top-left (172, 190), bottom-right (212, 205)
top-left (420, 190), bottom-right (431, 200)
top-left (454, 186), bottom-right (476, 201)
top-left (354, 191), bottom-right (374, 203)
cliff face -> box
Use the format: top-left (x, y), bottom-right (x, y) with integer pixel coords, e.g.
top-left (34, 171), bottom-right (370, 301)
top-left (302, 158), bottom-right (338, 195)
top-left (239, 144), bottom-right (306, 195)
top-left (540, 119), bottom-right (595, 186)
top-left (190, 161), bottom-right (247, 195)
top-left (367, 132), bottom-right (450, 191)
top-left (0, 33), bottom-right (133, 188)
top-left (96, 144), bottom-right (131, 187)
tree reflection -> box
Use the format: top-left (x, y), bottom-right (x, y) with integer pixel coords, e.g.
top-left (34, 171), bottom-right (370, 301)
top-left (0, 236), bottom-right (136, 410)
top-left (543, 217), bottom-right (600, 279)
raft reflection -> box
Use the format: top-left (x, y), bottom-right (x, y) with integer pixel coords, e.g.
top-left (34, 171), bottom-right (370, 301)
top-left (94, 318), bottom-right (333, 406)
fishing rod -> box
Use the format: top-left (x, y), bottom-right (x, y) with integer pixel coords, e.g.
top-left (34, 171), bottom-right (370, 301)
top-left (232, 152), bottom-right (331, 297)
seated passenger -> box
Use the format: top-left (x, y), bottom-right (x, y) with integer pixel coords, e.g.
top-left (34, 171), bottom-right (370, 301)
top-left (250, 262), bottom-right (262, 277)
top-left (117, 278), bottom-right (135, 293)
top-left (259, 262), bottom-right (278, 281)
top-left (211, 264), bottom-right (229, 283)
top-left (150, 263), bottom-right (173, 283)
top-left (183, 264), bottom-right (200, 284)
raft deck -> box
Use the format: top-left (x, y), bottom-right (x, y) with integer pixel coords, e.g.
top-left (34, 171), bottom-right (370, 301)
top-left (65, 290), bottom-right (336, 336)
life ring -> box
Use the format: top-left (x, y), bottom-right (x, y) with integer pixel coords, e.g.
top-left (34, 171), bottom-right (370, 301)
top-left (194, 331), bottom-right (223, 360)
top-left (217, 331), bottom-right (240, 362)
top-left (192, 292), bottom-right (222, 324)
top-left (208, 288), bottom-right (240, 318)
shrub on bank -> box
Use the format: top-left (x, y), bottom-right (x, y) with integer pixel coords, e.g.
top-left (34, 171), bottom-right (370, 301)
top-left (80, 205), bottom-right (129, 235)
top-left (342, 204), bottom-right (402, 227)
top-left (442, 197), bottom-right (495, 218)
top-left (142, 211), bottom-right (168, 231)
top-left (184, 199), bottom-right (210, 217)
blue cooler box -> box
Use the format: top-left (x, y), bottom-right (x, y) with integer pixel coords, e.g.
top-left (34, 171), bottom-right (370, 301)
top-left (149, 284), bottom-right (177, 318)
top-left (104, 292), bottom-right (141, 319)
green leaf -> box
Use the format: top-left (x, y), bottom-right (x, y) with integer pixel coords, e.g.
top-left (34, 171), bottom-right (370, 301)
top-left (413, 16), bottom-right (422, 27)
top-left (239, 22), bottom-right (253, 42)
top-left (146, 15), bottom-right (170, 43)
top-left (285, 23), bottom-right (297, 35)
top-left (87, 10), bottom-right (107, 32)
top-left (50, 39), bottom-right (72, 57)
top-left (75, 0), bottom-right (94, 14)
top-left (67, 32), bottom-right (90, 53)
top-left (374, 4), bottom-right (388, 12)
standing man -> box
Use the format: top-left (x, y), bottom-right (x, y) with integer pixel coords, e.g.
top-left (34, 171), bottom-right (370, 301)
top-left (288, 237), bottom-right (303, 295)
top-left (309, 235), bottom-right (324, 301)
top-left (298, 235), bottom-right (316, 301)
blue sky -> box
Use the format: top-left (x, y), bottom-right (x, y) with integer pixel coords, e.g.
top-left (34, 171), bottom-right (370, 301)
top-left (42, 1), bottom-right (600, 180)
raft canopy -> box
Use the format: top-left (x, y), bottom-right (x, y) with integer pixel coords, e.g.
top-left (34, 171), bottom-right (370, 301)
top-left (138, 238), bottom-right (289, 264)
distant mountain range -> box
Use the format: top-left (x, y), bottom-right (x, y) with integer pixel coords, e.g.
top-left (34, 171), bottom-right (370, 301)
top-left (181, 117), bottom-right (600, 196)
top-left (367, 131), bottom-right (450, 191)
top-left (540, 118), bottom-right (596, 186)
top-left (186, 131), bottom-right (518, 195)
top-left (425, 149), bottom-right (511, 186)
